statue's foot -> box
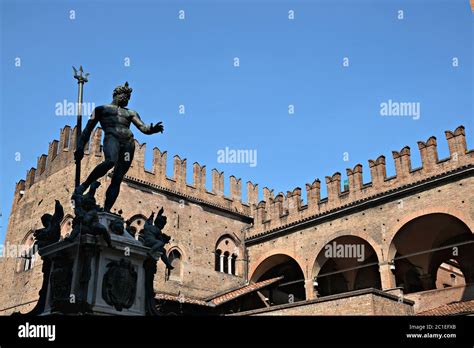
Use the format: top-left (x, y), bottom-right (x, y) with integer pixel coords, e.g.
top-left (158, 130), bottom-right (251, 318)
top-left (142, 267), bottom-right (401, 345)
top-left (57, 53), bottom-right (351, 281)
top-left (166, 264), bottom-right (175, 270)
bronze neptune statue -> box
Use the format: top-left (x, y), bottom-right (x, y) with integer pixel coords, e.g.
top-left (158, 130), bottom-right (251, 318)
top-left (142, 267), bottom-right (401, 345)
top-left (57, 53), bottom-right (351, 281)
top-left (74, 82), bottom-right (164, 212)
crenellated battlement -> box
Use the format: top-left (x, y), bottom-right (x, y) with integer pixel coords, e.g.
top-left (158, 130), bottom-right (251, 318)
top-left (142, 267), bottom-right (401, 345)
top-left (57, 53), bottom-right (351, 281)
top-left (247, 125), bottom-right (473, 237)
top-left (12, 125), bottom-right (474, 234)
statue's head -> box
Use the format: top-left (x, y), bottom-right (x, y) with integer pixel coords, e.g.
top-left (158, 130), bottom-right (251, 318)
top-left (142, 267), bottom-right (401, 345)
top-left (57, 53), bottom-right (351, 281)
top-left (113, 81), bottom-right (133, 107)
top-left (41, 213), bottom-right (52, 228)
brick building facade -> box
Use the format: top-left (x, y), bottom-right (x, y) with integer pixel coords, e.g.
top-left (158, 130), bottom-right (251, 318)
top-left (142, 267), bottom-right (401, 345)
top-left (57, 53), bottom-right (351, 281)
top-left (0, 125), bottom-right (472, 315)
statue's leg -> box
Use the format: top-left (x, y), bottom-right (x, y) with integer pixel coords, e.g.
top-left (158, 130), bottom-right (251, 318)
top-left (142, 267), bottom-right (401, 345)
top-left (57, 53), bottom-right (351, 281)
top-left (160, 251), bottom-right (174, 270)
top-left (104, 139), bottom-right (135, 212)
top-left (79, 135), bottom-right (119, 190)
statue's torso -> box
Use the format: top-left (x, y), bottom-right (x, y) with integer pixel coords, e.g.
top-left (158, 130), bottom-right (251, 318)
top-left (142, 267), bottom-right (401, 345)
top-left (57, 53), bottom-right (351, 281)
top-left (97, 104), bottom-right (136, 141)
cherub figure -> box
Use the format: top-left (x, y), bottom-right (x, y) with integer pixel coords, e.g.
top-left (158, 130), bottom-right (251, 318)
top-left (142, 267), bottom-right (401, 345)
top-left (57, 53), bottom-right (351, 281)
top-left (138, 208), bottom-right (174, 270)
top-left (65, 181), bottom-right (112, 247)
top-left (33, 200), bottom-right (64, 250)
top-left (21, 200), bottom-right (64, 266)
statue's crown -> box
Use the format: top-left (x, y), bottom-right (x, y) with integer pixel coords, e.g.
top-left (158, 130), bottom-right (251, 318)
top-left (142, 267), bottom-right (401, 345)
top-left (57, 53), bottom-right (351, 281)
top-left (113, 81), bottom-right (133, 96)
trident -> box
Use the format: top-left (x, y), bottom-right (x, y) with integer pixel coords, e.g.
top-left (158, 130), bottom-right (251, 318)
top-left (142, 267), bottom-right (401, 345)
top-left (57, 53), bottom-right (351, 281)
top-left (72, 65), bottom-right (89, 188)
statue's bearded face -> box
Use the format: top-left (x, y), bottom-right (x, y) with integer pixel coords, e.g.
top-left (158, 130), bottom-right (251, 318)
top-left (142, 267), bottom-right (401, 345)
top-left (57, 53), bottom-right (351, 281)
top-left (113, 83), bottom-right (133, 107)
top-left (115, 92), bottom-right (130, 107)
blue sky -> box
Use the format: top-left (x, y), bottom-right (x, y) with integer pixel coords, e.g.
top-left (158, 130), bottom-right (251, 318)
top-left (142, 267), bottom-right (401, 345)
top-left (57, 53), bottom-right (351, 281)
top-left (1, 0), bottom-right (472, 242)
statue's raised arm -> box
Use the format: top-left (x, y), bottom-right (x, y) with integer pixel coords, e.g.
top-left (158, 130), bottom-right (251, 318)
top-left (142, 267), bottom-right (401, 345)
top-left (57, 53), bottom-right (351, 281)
top-left (130, 111), bottom-right (164, 135)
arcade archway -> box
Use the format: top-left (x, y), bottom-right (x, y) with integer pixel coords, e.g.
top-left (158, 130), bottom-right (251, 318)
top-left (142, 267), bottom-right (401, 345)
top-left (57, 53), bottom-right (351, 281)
top-left (312, 235), bottom-right (381, 297)
top-left (250, 254), bottom-right (306, 305)
top-left (389, 213), bottom-right (473, 294)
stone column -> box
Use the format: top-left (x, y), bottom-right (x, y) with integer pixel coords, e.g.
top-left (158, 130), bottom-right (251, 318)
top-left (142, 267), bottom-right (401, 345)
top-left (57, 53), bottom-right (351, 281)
top-left (219, 255), bottom-right (225, 273)
top-left (305, 279), bottom-right (316, 300)
top-left (228, 256), bottom-right (233, 275)
top-left (379, 263), bottom-right (396, 290)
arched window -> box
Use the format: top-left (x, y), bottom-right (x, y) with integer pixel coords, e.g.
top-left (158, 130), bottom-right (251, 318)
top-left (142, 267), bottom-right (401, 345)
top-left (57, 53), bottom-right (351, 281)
top-left (215, 235), bottom-right (239, 276)
top-left (60, 215), bottom-right (73, 239)
top-left (18, 232), bottom-right (36, 272)
top-left (168, 249), bottom-right (183, 281)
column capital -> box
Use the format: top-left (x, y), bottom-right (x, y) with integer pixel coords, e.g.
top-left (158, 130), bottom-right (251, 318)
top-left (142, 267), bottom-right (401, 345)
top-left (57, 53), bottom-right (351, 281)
top-left (304, 279), bottom-right (316, 300)
top-left (379, 262), bottom-right (397, 290)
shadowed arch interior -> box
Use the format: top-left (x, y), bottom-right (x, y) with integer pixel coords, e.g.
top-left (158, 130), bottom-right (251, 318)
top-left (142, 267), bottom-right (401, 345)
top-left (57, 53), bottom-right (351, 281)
top-left (313, 235), bottom-right (381, 297)
top-left (251, 254), bottom-right (306, 305)
top-left (389, 213), bottom-right (473, 294)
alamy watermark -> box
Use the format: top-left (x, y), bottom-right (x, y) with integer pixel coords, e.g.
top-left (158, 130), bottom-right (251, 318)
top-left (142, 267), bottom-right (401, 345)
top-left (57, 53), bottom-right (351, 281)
top-left (0, 242), bottom-right (36, 258)
top-left (18, 322), bottom-right (56, 341)
top-left (324, 241), bottom-right (365, 262)
top-left (380, 99), bottom-right (420, 120)
top-left (55, 99), bottom-right (95, 117)
top-left (217, 147), bottom-right (257, 167)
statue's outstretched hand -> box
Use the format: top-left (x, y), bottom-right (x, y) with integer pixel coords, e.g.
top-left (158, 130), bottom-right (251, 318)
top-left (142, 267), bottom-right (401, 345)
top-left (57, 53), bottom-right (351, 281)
top-left (74, 148), bottom-right (84, 162)
top-left (150, 122), bottom-right (164, 134)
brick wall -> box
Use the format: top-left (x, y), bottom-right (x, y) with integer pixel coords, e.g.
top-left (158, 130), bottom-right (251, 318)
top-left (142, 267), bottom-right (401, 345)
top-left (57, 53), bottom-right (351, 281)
top-left (405, 283), bottom-right (474, 313)
top-left (230, 289), bottom-right (414, 316)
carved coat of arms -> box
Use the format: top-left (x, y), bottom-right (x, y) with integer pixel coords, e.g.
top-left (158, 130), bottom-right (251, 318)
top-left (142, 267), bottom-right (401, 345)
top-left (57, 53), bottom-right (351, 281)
top-left (50, 258), bottom-right (73, 305)
top-left (102, 259), bottom-right (137, 311)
